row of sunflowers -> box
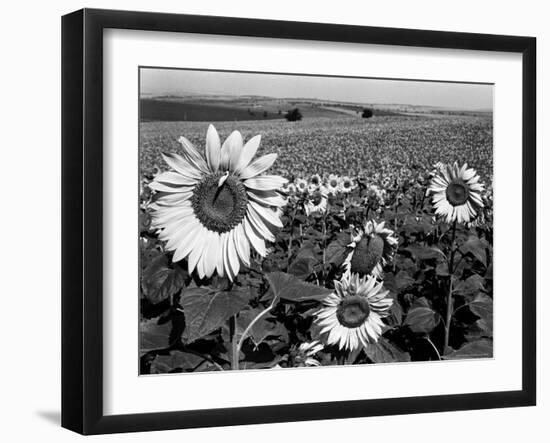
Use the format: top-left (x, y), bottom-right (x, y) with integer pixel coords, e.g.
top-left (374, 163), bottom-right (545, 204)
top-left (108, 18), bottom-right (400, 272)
top-left (139, 124), bottom-right (493, 373)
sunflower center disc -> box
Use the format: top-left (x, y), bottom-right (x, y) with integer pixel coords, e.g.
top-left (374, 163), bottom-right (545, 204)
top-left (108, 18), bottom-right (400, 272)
top-left (446, 181), bottom-right (469, 206)
top-left (336, 295), bottom-right (371, 328)
top-left (329, 179), bottom-right (338, 188)
top-left (191, 173), bottom-right (248, 233)
top-left (311, 191), bottom-right (323, 205)
top-left (350, 234), bottom-right (384, 276)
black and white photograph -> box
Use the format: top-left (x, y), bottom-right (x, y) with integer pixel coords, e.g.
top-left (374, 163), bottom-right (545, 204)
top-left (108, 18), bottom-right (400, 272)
top-left (138, 68), bottom-right (494, 374)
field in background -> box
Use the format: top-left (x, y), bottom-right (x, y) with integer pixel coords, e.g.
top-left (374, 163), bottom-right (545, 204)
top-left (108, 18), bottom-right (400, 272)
top-left (140, 114), bottom-right (493, 183)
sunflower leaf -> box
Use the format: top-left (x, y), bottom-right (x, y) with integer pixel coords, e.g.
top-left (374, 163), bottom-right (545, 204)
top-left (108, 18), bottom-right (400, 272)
top-left (139, 317), bottom-right (174, 354)
top-left (324, 232), bottom-right (351, 266)
top-left (469, 293), bottom-right (493, 335)
top-left (141, 254), bottom-right (187, 304)
top-left (364, 337), bottom-right (411, 363)
top-left (406, 244), bottom-right (445, 261)
top-left (404, 298), bottom-right (441, 334)
top-left (460, 236), bottom-right (488, 266)
top-left (265, 272), bottom-right (332, 302)
top-left (179, 287), bottom-right (250, 344)
top-left (235, 308), bottom-right (288, 347)
top-left (150, 350), bottom-right (206, 374)
top-left (395, 270), bottom-right (415, 291)
top-left (453, 274), bottom-right (485, 300)
top-left (444, 339), bottom-right (493, 359)
top-left (288, 245), bottom-right (319, 279)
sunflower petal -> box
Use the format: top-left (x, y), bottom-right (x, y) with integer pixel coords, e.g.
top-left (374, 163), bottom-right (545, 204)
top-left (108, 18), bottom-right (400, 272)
top-left (245, 175), bottom-right (288, 191)
top-left (239, 153), bottom-right (278, 179)
top-left (234, 223), bottom-right (251, 267)
top-left (148, 181), bottom-right (188, 193)
top-left (246, 207), bottom-right (276, 242)
top-left (234, 134), bottom-right (261, 174)
top-left (243, 217), bottom-right (267, 256)
top-left (161, 152), bottom-right (203, 179)
top-left (247, 190), bottom-right (287, 208)
top-left (205, 124), bottom-right (221, 173)
top-left (177, 137), bottom-right (209, 174)
top-left (219, 131), bottom-right (243, 172)
top-left (249, 201), bottom-right (283, 228)
top-left (154, 171), bottom-right (199, 186)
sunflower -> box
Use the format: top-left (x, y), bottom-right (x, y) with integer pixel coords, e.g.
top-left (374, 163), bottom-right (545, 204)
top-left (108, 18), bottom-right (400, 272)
top-left (304, 186), bottom-right (328, 216)
top-left (287, 183), bottom-right (297, 196)
top-left (340, 176), bottom-right (354, 193)
top-left (295, 178), bottom-right (308, 194)
top-left (309, 173), bottom-right (322, 188)
top-left (149, 124), bottom-right (287, 280)
top-left (151, 164), bottom-right (161, 178)
top-left (343, 220), bottom-right (398, 278)
top-left (431, 161), bottom-right (445, 174)
top-left (315, 273), bottom-right (393, 351)
top-left (326, 174), bottom-right (340, 195)
top-left (428, 162), bottom-right (484, 224)
top-left (291, 341), bottom-right (324, 367)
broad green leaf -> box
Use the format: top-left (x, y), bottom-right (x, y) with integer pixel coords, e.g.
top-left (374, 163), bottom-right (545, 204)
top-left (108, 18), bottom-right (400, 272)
top-left (325, 232), bottom-right (351, 266)
top-left (364, 337), bottom-right (411, 363)
top-left (288, 246), bottom-right (319, 279)
top-left (141, 254), bottom-right (186, 304)
top-left (389, 300), bottom-right (404, 326)
top-left (180, 287), bottom-right (250, 343)
top-left (396, 256), bottom-right (417, 273)
top-left (150, 350), bottom-right (205, 373)
top-left (404, 297), bottom-right (441, 334)
top-left (445, 339), bottom-right (493, 359)
top-left (469, 293), bottom-right (492, 318)
top-left (469, 294), bottom-right (493, 335)
top-left (406, 244), bottom-right (445, 261)
top-left (236, 308), bottom-right (287, 347)
top-left (265, 272), bottom-right (332, 302)
top-left (453, 274), bottom-right (485, 299)
top-left (401, 214), bottom-right (436, 235)
top-left (460, 236), bottom-right (488, 266)
top-left (395, 270), bottom-right (415, 291)
top-left (140, 317), bottom-right (173, 353)
top-left (436, 261), bottom-right (450, 277)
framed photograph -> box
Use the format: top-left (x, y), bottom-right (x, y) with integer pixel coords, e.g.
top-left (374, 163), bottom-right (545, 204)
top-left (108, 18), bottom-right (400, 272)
top-left (61, 8), bottom-right (536, 435)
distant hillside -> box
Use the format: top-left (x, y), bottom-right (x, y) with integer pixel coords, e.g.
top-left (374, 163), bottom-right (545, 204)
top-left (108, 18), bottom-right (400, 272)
top-left (140, 99), bottom-right (284, 122)
top-left (139, 95), bottom-right (488, 122)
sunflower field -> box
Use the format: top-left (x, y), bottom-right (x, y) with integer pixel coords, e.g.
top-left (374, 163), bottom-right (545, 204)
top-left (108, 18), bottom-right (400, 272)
top-left (139, 115), bottom-right (493, 374)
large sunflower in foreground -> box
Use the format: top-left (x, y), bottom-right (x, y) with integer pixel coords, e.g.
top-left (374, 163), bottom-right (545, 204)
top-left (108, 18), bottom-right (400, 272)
top-left (428, 162), bottom-right (484, 224)
top-left (149, 124), bottom-right (287, 280)
top-left (343, 220), bottom-right (398, 278)
top-left (315, 273), bottom-right (393, 351)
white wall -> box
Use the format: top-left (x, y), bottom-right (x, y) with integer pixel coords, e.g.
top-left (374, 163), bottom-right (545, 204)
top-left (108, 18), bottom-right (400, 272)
top-left (0, 1), bottom-right (545, 441)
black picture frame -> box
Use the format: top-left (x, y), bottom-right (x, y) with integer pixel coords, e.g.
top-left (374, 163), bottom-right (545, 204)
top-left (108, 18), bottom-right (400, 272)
top-left (61, 8), bottom-right (536, 435)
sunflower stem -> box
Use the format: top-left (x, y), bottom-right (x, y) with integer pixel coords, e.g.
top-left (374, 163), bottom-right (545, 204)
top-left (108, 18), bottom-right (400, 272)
top-left (392, 199), bottom-right (399, 273)
top-left (235, 297), bottom-right (278, 369)
top-left (287, 209), bottom-right (296, 267)
top-left (321, 210), bottom-right (328, 270)
top-left (444, 220), bottom-right (457, 352)
top-left (230, 315), bottom-right (239, 370)
top-left (425, 336), bottom-right (442, 361)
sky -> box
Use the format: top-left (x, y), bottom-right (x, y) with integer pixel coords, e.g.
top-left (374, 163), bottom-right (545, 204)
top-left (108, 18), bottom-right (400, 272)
top-left (140, 68), bottom-right (493, 110)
